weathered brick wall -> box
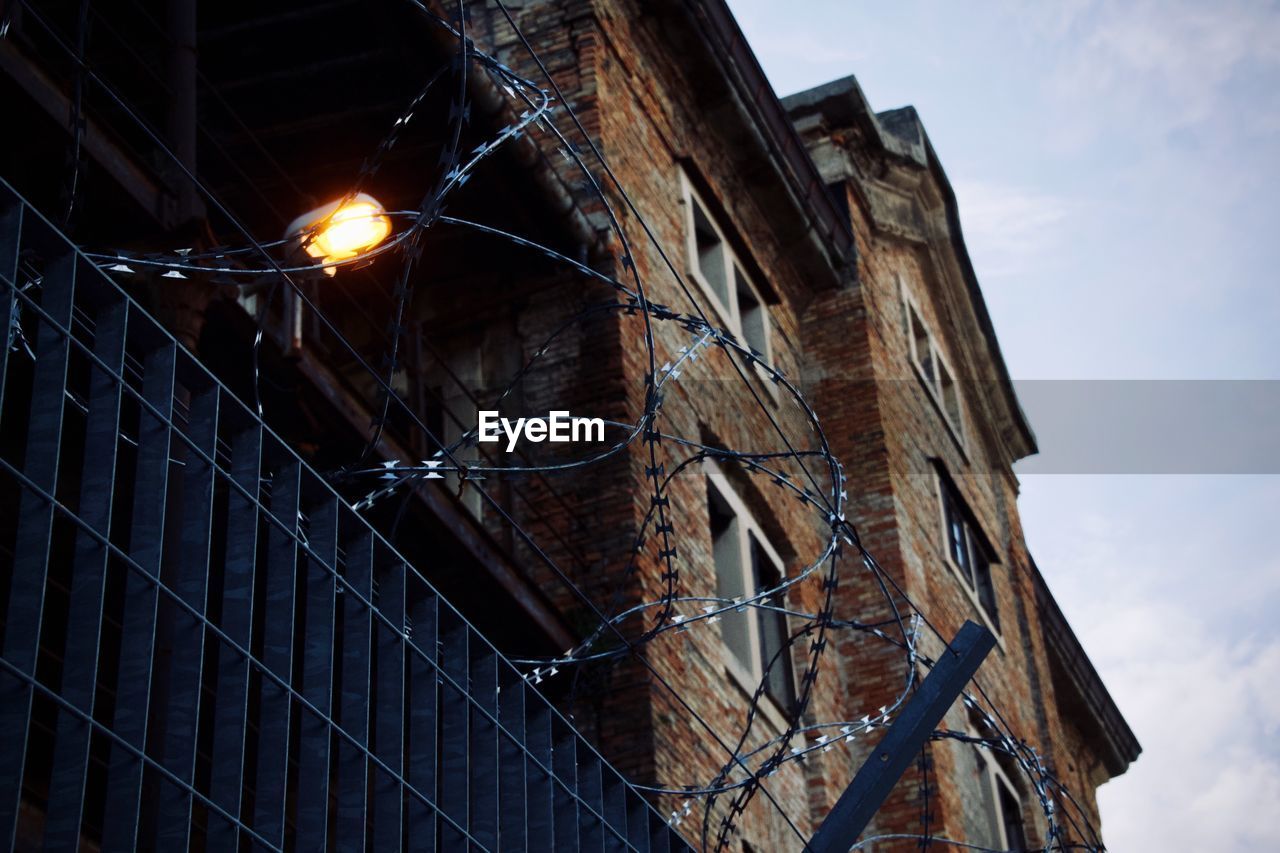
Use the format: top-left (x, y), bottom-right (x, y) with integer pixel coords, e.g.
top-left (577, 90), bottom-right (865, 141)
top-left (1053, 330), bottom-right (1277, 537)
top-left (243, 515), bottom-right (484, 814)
top-left (464, 1), bottom-right (1119, 849)
top-left (587, 2), bottom-right (857, 842)
top-left (471, 0), bottom-right (866, 845)
top-left (795, 112), bottom-right (1115, 845)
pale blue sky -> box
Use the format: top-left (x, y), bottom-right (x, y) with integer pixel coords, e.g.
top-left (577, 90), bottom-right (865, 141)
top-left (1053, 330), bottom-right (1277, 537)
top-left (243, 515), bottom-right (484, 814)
top-left (726, 0), bottom-right (1280, 848)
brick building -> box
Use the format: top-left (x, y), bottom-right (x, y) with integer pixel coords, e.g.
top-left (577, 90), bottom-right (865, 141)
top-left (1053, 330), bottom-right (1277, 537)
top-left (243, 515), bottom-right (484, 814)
top-left (0, 0), bottom-right (1137, 850)
top-left (786, 77), bottom-right (1142, 846)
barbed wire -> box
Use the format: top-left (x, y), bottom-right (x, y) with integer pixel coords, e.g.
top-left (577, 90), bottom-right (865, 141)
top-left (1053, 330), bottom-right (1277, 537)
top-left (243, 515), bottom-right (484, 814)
top-left (9, 0), bottom-right (1111, 849)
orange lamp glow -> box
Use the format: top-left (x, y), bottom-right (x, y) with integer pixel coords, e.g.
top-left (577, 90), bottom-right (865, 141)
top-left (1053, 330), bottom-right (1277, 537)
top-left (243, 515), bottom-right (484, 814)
top-left (286, 193), bottom-right (392, 275)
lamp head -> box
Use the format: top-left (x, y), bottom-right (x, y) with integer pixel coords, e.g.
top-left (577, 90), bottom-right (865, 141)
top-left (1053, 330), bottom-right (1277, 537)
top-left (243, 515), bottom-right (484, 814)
top-left (286, 193), bottom-right (392, 275)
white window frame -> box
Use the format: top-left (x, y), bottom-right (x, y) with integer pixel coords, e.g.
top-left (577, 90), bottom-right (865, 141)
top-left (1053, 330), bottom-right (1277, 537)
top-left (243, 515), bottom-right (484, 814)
top-left (935, 471), bottom-right (1002, 640)
top-left (900, 279), bottom-right (966, 446)
top-left (680, 172), bottom-right (774, 377)
top-left (704, 460), bottom-right (794, 727)
top-left (978, 749), bottom-right (1028, 850)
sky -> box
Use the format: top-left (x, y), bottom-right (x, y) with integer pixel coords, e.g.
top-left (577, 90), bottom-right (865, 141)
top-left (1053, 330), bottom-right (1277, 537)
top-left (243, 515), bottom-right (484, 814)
top-left (725, 0), bottom-right (1280, 849)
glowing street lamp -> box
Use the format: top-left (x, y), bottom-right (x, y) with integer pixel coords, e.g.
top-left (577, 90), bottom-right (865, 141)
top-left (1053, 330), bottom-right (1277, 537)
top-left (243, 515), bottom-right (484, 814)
top-left (286, 192), bottom-right (392, 275)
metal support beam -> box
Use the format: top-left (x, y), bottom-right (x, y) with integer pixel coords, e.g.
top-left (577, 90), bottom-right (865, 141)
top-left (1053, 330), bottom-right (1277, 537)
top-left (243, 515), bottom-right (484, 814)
top-left (809, 620), bottom-right (996, 853)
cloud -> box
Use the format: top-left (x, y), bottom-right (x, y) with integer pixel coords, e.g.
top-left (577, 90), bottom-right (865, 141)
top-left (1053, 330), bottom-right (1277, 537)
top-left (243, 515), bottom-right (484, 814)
top-left (720, 2), bottom-right (1280, 846)
top-left (1020, 476), bottom-right (1280, 851)
top-left (950, 180), bottom-right (1069, 279)
top-left (727, 1), bottom-right (867, 73)
top-left (1095, 607), bottom-right (1280, 850)
top-left (1035, 0), bottom-right (1280, 149)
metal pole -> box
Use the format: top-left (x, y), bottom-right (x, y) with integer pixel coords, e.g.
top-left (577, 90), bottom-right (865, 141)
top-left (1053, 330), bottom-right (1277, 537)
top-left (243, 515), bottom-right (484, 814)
top-left (808, 620), bottom-right (996, 853)
top-left (167, 0), bottom-right (197, 224)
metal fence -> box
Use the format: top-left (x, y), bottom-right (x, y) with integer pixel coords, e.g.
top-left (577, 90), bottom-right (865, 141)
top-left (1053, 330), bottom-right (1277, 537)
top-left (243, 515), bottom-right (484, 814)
top-left (0, 179), bottom-right (688, 852)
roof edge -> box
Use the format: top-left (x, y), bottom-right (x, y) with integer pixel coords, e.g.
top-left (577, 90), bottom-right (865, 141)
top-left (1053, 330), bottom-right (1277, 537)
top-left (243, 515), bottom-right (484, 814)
top-left (1032, 559), bottom-right (1142, 777)
top-left (783, 76), bottom-right (1038, 461)
top-left (679, 0), bottom-right (859, 289)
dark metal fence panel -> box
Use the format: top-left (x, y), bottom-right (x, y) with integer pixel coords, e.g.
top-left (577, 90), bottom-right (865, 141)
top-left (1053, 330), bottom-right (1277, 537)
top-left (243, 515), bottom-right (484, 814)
top-left (0, 180), bottom-right (691, 852)
top-left (43, 290), bottom-right (126, 850)
top-left (406, 588), bottom-right (439, 852)
top-left (207, 417), bottom-right (263, 850)
top-left (337, 529), bottom-right (375, 852)
top-left (1, 249), bottom-right (76, 851)
top-left (156, 383), bottom-right (219, 850)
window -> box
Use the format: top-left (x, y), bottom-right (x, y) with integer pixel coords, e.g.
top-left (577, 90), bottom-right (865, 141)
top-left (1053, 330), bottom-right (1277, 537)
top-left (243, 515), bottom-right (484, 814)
top-left (735, 264), bottom-right (769, 362)
top-left (681, 172), bottom-right (774, 373)
top-left (901, 283), bottom-right (964, 440)
top-left (977, 750), bottom-right (1029, 850)
top-left (998, 775), bottom-right (1029, 850)
top-left (939, 361), bottom-right (962, 427)
top-left (939, 474), bottom-right (999, 630)
top-left (692, 199), bottom-right (729, 307)
top-left (908, 303), bottom-right (934, 385)
top-left (706, 463), bottom-right (796, 713)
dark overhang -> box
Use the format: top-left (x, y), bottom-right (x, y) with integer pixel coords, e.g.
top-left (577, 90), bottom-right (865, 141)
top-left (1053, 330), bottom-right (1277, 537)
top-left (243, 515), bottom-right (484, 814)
top-left (1032, 559), bottom-right (1142, 777)
top-left (650, 0), bottom-right (859, 291)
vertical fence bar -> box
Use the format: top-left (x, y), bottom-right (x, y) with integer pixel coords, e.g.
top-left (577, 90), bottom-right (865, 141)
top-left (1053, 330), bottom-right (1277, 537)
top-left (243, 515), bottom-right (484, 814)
top-left (101, 336), bottom-right (178, 850)
top-left (525, 698), bottom-right (554, 851)
top-left (405, 591), bottom-right (438, 852)
top-left (0, 270), bottom-right (10, 416)
top-left (578, 750), bottom-right (604, 853)
top-left (296, 492), bottom-right (338, 852)
top-left (156, 385), bottom-right (220, 849)
top-left (648, 812), bottom-right (672, 853)
top-left (0, 253), bottom-right (74, 849)
top-left (438, 610), bottom-right (469, 849)
top-left (601, 771), bottom-right (630, 853)
top-left (253, 460), bottom-right (301, 849)
top-left (626, 790), bottom-right (652, 853)
top-left (553, 719), bottom-right (580, 853)
top-left (0, 197), bottom-right (20, 284)
top-left (0, 201), bottom-right (19, 412)
top-left (371, 555), bottom-right (405, 852)
top-left (207, 420), bottom-right (262, 849)
top-left (336, 529), bottom-right (373, 852)
top-left (470, 643), bottom-right (499, 850)
top-left (42, 295), bottom-right (127, 850)
top-left (498, 676), bottom-right (528, 852)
